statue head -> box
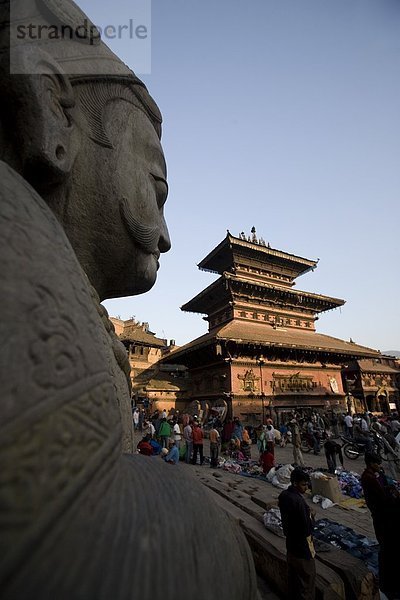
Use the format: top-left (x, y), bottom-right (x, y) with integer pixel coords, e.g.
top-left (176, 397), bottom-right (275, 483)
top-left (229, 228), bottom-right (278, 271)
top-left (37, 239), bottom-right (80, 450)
top-left (0, 0), bottom-right (170, 300)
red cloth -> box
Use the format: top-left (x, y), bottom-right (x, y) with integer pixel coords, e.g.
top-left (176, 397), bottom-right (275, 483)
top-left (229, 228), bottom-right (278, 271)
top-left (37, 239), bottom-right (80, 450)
top-left (137, 441), bottom-right (153, 456)
top-left (260, 451), bottom-right (275, 474)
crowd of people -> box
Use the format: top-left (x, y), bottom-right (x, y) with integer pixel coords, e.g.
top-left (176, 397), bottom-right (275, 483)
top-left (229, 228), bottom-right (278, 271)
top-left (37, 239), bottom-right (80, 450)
top-left (135, 409), bottom-right (278, 469)
top-left (276, 410), bottom-right (400, 474)
top-left (133, 406), bottom-right (400, 476)
top-left (134, 405), bottom-right (400, 598)
top-left (134, 408), bottom-right (219, 467)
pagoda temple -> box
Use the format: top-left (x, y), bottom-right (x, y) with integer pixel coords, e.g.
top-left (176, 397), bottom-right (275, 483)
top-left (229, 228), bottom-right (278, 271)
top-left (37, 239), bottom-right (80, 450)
top-left (165, 230), bottom-right (380, 425)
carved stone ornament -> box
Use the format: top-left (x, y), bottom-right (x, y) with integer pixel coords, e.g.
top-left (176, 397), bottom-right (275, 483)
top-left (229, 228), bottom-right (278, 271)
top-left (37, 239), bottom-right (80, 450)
top-left (238, 369), bottom-right (258, 392)
top-left (329, 377), bottom-right (339, 394)
top-left (0, 0), bottom-right (257, 598)
top-left (38, 0), bottom-right (101, 44)
top-left (272, 372), bottom-right (314, 392)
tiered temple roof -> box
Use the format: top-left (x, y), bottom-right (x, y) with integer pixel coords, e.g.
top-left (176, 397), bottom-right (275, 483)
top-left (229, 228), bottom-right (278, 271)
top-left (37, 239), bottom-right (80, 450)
top-left (167, 320), bottom-right (379, 364)
top-left (198, 232), bottom-right (317, 281)
top-left (182, 232), bottom-right (345, 333)
top-left (173, 230), bottom-right (378, 363)
top-left (182, 273), bottom-right (344, 315)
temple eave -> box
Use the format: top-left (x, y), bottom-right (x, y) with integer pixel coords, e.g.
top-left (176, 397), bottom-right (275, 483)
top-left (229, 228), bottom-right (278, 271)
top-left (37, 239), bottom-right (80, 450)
top-left (198, 265), bottom-right (220, 275)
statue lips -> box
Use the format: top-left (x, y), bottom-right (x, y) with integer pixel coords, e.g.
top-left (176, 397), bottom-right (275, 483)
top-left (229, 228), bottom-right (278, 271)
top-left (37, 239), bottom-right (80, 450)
top-left (152, 250), bottom-right (161, 270)
top-left (119, 196), bottom-right (161, 258)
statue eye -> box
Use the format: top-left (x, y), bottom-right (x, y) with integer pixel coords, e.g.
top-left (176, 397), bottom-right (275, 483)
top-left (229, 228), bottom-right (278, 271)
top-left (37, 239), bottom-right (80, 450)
top-left (151, 174), bottom-right (168, 209)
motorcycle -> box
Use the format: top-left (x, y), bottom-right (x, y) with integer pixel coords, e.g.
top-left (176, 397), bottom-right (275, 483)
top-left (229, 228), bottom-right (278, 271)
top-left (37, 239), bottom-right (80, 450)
top-left (340, 432), bottom-right (387, 461)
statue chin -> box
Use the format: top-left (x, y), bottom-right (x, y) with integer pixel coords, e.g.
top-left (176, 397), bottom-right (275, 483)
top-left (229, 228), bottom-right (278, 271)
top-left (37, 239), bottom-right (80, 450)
top-left (102, 251), bottom-right (160, 300)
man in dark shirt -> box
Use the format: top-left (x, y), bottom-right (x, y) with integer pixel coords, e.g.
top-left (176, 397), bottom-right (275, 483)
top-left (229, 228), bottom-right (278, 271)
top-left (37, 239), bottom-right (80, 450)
top-left (278, 469), bottom-right (316, 600)
top-left (361, 453), bottom-right (400, 599)
top-left (324, 439), bottom-right (344, 474)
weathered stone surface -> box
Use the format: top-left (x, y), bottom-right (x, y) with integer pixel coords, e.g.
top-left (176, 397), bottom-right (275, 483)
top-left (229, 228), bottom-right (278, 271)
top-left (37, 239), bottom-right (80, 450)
top-left (210, 488), bottom-right (345, 599)
top-left (190, 466), bottom-right (379, 600)
top-left (0, 1), bottom-right (257, 598)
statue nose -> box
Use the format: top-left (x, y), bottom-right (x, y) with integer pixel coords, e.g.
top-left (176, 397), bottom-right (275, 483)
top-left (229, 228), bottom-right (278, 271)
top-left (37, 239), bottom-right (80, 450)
top-left (158, 218), bottom-right (171, 253)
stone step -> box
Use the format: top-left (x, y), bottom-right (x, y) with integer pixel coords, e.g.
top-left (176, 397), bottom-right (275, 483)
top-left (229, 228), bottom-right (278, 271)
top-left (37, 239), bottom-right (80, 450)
top-left (198, 471), bottom-right (379, 600)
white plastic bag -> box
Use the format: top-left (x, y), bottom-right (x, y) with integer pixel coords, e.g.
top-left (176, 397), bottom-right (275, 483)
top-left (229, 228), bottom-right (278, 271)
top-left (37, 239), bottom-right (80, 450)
top-left (263, 508), bottom-right (284, 537)
top-left (321, 498), bottom-right (334, 509)
top-left (266, 467), bottom-right (276, 482)
top-left (271, 464), bottom-right (294, 489)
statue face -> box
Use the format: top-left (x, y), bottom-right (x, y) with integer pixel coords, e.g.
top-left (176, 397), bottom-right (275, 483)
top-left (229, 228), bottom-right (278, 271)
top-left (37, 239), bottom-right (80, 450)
top-left (64, 94), bottom-right (171, 300)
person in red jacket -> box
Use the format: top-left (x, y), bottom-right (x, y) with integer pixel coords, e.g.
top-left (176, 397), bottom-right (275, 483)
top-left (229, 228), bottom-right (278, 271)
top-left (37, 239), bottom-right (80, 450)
top-left (191, 421), bottom-right (204, 465)
top-left (137, 435), bottom-right (153, 456)
top-left (260, 450), bottom-right (275, 474)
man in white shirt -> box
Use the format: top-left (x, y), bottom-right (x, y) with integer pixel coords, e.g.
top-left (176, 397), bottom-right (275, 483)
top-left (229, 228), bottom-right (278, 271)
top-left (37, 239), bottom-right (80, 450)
top-left (173, 420), bottom-right (182, 449)
top-left (133, 408), bottom-right (139, 430)
top-left (265, 425), bottom-right (276, 455)
top-left (145, 421), bottom-right (156, 438)
top-left (360, 415), bottom-right (369, 433)
top-left (344, 413), bottom-right (353, 438)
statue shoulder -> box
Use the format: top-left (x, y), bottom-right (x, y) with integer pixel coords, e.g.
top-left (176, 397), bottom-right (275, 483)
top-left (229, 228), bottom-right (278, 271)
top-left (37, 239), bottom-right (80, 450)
top-left (0, 161), bottom-right (117, 402)
top-left (0, 159), bottom-right (125, 521)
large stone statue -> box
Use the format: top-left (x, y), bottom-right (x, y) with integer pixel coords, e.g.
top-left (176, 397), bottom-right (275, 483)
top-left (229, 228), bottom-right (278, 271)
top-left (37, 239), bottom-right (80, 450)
top-left (0, 1), bottom-right (256, 598)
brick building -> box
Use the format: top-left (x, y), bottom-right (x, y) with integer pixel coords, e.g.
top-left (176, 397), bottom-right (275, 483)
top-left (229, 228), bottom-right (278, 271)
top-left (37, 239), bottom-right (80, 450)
top-left (342, 356), bottom-right (400, 414)
top-left (110, 317), bottom-right (188, 413)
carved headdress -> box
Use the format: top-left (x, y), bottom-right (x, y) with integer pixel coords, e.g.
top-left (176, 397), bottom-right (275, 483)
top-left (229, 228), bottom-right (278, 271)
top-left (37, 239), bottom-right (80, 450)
top-left (2, 0), bottom-right (138, 77)
top-left (0, 0), bottom-right (162, 144)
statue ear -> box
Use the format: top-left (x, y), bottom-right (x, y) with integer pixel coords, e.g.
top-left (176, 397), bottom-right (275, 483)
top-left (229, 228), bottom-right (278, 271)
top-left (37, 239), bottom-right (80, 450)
top-left (3, 47), bottom-right (79, 180)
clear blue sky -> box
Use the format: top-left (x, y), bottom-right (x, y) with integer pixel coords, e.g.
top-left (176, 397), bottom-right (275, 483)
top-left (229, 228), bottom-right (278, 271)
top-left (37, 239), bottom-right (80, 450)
top-left (82, 0), bottom-right (400, 352)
